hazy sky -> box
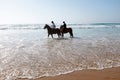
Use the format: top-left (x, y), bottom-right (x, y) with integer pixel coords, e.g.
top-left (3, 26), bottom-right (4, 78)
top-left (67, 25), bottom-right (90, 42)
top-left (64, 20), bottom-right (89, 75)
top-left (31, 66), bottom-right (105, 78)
top-left (0, 0), bottom-right (120, 24)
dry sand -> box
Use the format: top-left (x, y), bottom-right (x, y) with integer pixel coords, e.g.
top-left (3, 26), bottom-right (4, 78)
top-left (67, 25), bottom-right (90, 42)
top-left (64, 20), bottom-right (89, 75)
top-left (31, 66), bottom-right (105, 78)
top-left (17, 67), bottom-right (120, 80)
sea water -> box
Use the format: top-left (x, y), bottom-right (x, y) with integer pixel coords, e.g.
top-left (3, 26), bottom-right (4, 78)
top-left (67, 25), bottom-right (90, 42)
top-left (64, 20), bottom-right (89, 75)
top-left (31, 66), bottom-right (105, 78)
top-left (0, 24), bottom-right (120, 80)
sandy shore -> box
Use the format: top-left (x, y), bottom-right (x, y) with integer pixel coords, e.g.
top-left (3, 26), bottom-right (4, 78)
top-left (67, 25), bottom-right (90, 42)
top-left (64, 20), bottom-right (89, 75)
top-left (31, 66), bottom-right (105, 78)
top-left (17, 67), bottom-right (120, 80)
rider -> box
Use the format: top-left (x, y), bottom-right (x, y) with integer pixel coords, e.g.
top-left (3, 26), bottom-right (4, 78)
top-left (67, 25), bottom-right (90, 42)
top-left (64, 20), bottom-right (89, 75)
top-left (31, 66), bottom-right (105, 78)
top-left (63, 21), bottom-right (67, 32)
top-left (51, 21), bottom-right (56, 29)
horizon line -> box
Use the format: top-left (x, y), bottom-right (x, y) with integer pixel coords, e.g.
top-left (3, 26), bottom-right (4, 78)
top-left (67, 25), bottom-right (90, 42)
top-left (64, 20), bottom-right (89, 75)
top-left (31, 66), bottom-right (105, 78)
top-left (0, 22), bottom-right (120, 25)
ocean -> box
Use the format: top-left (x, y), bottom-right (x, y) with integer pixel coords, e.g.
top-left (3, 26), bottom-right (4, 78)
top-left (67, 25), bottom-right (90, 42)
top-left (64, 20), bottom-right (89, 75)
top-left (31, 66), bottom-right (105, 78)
top-left (0, 23), bottom-right (120, 80)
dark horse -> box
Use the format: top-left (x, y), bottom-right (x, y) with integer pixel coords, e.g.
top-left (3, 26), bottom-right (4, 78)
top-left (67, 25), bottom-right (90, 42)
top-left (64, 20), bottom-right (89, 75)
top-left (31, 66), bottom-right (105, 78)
top-left (60, 25), bottom-right (73, 37)
top-left (44, 24), bottom-right (61, 38)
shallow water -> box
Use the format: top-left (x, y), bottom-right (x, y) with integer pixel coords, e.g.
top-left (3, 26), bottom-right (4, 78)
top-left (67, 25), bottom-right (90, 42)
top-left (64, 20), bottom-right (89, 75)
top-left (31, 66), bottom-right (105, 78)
top-left (0, 25), bottom-right (120, 80)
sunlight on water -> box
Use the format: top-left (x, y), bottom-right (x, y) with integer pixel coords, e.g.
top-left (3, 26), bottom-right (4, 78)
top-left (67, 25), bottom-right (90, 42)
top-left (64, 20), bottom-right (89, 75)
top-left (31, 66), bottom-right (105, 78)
top-left (0, 24), bottom-right (120, 80)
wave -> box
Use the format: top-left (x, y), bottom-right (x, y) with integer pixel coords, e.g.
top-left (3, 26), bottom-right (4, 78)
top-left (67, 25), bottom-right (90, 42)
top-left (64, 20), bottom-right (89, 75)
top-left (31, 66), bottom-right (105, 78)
top-left (0, 23), bottom-right (120, 30)
top-left (0, 24), bottom-right (43, 30)
top-left (68, 23), bottom-right (120, 29)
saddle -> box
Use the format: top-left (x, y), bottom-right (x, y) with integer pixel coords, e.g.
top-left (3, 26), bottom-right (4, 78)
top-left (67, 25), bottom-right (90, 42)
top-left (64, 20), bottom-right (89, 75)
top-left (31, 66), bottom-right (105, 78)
top-left (52, 28), bottom-right (56, 33)
top-left (63, 28), bottom-right (67, 33)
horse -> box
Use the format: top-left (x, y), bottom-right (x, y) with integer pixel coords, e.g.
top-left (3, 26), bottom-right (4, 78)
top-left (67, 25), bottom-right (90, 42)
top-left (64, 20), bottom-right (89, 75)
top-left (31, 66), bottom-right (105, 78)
top-left (44, 24), bottom-right (61, 38)
top-left (60, 25), bottom-right (73, 38)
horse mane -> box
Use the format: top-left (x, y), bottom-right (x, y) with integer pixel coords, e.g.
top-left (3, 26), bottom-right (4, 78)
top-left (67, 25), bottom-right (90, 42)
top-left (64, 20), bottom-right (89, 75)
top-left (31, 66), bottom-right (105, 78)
top-left (45, 24), bottom-right (51, 29)
top-left (60, 25), bottom-right (63, 28)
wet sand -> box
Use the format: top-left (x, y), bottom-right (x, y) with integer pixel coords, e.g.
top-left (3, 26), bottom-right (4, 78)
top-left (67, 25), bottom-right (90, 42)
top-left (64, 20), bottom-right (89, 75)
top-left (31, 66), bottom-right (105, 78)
top-left (17, 67), bottom-right (120, 80)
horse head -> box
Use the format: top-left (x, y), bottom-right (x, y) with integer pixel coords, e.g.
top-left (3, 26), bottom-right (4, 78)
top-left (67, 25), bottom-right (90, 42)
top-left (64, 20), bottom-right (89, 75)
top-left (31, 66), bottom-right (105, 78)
top-left (60, 25), bottom-right (64, 29)
top-left (60, 25), bottom-right (64, 32)
top-left (44, 24), bottom-right (48, 29)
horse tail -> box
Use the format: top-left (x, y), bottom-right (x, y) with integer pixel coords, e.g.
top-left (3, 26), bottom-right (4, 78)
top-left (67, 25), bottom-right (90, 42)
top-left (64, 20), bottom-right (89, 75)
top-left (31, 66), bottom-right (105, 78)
top-left (70, 28), bottom-right (73, 37)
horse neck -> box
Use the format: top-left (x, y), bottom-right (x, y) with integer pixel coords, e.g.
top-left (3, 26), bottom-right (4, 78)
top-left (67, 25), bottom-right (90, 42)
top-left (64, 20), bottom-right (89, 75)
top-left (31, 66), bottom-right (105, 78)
top-left (47, 25), bottom-right (52, 31)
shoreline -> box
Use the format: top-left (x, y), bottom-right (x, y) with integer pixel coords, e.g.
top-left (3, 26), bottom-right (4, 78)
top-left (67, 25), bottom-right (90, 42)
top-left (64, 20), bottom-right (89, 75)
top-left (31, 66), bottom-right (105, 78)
top-left (17, 67), bottom-right (120, 80)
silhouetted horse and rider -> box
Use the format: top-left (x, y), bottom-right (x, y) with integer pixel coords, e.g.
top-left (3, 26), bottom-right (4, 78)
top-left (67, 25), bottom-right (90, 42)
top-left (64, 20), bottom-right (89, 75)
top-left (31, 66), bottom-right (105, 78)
top-left (60, 21), bottom-right (73, 37)
top-left (44, 24), bottom-right (61, 38)
top-left (44, 21), bottom-right (73, 38)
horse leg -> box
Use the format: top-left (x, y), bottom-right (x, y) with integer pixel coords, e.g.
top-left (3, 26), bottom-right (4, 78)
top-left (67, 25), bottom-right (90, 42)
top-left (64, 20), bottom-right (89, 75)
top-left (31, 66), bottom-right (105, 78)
top-left (71, 30), bottom-right (73, 37)
top-left (48, 34), bottom-right (49, 37)
top-left (51, 34), bottom-right (53, 38)
top-left (69, 32), bottom-right (71, 37)
top-left (58, 31), bottom-right (61, 38)
top-left (58, 33), bottom-right (61, 38)
top-left (57, 33), bottom-right (59, 38)
top-left (62, 33), bottom-right (64, 37)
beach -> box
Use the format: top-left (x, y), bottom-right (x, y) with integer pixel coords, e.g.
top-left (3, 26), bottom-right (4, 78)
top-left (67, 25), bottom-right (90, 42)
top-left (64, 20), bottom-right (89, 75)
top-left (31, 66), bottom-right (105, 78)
top-left (17, 67), bottom-right (120, 80)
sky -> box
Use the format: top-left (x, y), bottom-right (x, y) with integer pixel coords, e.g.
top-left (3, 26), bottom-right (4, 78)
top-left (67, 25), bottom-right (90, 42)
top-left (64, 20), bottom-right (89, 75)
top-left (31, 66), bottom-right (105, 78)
top-left (0, 0), bottom-right (120, 24)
